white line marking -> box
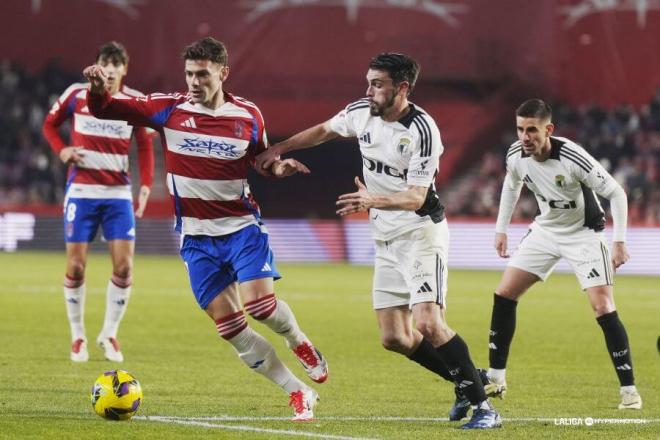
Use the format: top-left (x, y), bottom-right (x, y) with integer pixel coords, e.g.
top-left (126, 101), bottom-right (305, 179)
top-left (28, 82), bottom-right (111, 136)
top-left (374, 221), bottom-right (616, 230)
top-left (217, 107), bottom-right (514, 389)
top-left (139, 414), bottom-right (660, 423)
top-left (139, 416), bottom-right (378, 439)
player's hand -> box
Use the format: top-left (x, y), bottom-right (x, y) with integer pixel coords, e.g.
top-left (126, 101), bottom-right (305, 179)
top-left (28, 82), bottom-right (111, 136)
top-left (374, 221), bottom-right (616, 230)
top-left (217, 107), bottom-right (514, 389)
top-left (336, 177), bottom-right (373, 216)
top-left (134, 185), bottom-right (151, 218)
top-left (611, 241), bottom-right (629, 270)
top-left (495, 232), bottom-right (509, 258)
top-left (270, 158), bottom-right (310, 178)
top-left (255, 144), bottom-right (283, 176)
top-left (59, 146), bottom-right (86, 165)
top-left (83, 64), bottom-right (108, 94)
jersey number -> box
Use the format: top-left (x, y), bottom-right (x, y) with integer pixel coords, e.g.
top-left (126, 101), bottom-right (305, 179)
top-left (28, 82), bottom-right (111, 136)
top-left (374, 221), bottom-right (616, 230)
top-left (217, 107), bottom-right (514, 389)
top-left (66, 203), bottom-right (77, 222)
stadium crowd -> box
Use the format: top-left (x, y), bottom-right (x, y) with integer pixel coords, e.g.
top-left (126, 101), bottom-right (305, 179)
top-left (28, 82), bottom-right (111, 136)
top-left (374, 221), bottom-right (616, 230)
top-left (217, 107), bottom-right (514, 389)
top-left (1, 59), bottom-right (659, 224)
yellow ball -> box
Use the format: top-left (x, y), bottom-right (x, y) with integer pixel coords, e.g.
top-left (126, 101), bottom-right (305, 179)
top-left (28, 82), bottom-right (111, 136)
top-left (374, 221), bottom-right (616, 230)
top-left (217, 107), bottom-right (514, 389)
top-left (91, 370), bottom-right (143, 420)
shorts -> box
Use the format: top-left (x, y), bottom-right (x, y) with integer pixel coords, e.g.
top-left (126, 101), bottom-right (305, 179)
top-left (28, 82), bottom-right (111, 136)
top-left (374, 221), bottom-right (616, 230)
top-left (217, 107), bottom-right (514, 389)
top-left (372, 220), bottom-right (449, 310)
top-left (180, 224), bottom-right (281, 309)
top-left (509, 225), bottom-right (614, 290)
top-left (63, 197), bottom-right (135, 242)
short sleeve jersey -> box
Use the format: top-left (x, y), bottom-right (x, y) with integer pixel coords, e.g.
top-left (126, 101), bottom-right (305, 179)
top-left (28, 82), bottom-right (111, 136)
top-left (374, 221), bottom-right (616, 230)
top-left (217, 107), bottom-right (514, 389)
top-left (505, 136), bottom-right (620, 235)
top-left (330, 99), bottom-right (445, 241)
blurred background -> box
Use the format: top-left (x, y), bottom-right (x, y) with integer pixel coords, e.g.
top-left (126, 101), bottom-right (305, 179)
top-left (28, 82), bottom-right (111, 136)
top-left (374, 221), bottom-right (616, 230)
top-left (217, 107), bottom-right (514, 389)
top-left (1, 0), bottom-right (659, 273)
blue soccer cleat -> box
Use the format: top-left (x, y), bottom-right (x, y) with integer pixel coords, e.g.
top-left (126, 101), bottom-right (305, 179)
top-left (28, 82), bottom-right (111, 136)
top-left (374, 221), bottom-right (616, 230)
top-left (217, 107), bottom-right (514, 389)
top-left (448, 368), bottom-right (492, 421)
top-left (459, 408), bottom-right (502, 429)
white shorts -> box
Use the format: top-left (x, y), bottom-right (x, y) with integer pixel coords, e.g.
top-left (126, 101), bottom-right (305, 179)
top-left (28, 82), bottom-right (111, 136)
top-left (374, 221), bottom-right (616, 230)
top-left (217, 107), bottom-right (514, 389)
top-left (372, 220), bottom-right (449, 309)
top-left (509, 225), bottom-right (614, 290)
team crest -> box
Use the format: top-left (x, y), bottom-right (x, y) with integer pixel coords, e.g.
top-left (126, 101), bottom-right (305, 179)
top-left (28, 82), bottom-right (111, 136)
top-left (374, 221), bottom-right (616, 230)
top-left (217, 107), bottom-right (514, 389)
top-left (235, 120), bottom-right (246, 138)
top-left (397, 137), bottom-right (411, 155)
top-left (555, 174), bottom-right (565, 188)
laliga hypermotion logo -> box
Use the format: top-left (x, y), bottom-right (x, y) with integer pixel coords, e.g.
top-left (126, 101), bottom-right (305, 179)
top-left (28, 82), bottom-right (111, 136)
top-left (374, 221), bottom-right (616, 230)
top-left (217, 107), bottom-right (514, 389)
top-left (177, 137), bottom-right (239, 159)
top-left (560, 0), bottom-right (660, 28)
top-left (241, 0), bottom-right (469, 27)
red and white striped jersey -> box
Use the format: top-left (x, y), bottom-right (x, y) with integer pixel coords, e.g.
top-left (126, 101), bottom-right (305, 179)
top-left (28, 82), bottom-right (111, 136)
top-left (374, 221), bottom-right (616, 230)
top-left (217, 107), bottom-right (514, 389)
top-left (43, 83), bottom-right (155, 201)
top-left (88, 89), bottom-right (268, 236)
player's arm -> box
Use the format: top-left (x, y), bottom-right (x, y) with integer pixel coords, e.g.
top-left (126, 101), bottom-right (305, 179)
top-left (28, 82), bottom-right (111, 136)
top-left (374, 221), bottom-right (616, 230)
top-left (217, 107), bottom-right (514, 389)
top-left (255, 120), bottom-right (339, 175)
top-left (582, 161), bottom-right (630, 268)
top-left (494, 166), bottom-right (524, 258)
top-left (336, 178), bottom-right (427, 216)
top-left (83, 65), bottom-right (160, 129)
top-left (133, 127), bottom-right (156, 218)
top-left (42, 86), bottom-right (85, 165)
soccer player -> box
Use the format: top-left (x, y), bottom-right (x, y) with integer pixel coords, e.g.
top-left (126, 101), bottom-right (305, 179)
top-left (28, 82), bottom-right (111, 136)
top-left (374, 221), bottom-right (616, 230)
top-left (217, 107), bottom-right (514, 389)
top-left (82, 37), bottom-right (328, 421)
top-left (486, 99), bottom-right (642, 410)
top-left (43, 42), bottom-right (155, 363)
top-left (256, 53), bottom-right (501, 429)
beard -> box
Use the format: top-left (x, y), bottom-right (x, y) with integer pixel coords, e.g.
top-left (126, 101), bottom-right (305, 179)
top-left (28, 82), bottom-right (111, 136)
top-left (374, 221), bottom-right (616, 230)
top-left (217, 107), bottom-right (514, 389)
top-left (369, 93), bottom-right (396, 116)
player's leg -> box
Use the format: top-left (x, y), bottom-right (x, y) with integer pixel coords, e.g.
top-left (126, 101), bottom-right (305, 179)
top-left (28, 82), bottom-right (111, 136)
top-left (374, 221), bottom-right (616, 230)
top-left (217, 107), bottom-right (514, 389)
top-left (234, 225), bottom-right (328, 384)
top-left (488, 228), bottom-right (558, 394)
top-left (96, 198), bottom-right (136, 362)
top-left (62, 197), bottom-right (99, 362)
top-left (565, 235), bottom-right (641, 409)
top-left (95, 239), bottom-right (134, 362)
top-left (182, 233), bottom-right (318, 421)
top-left (64, 242), bottom-right (90, 362)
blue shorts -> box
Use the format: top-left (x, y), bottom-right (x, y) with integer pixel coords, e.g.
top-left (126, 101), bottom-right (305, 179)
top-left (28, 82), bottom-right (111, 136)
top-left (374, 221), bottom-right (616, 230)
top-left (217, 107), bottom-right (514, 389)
top-left (64, 198), bottom-right (135, 242)
top-left (180, 224), bottom-right (281, 310)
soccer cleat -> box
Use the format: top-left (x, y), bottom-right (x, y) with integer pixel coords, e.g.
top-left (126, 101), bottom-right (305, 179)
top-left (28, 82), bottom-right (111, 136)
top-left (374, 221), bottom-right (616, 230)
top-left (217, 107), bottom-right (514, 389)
top-left (485, 373), bottom-right (507, 399)
top-left (289, 388), bottom-right (319, 421)
top-left (292, 341), bottom-right (328, 383)
top-left (96, 336), bottom-right (124, 362)
top-left (70, 338), bottom-right (89, 362)
top-left (449, 368), bottom-right (492, 421)
top-left (618, 389), bottom-right (642, 410)
top-left (448, 388), bottom-right (471, 421)
top-left (459, 408), bottom-right (502, 429)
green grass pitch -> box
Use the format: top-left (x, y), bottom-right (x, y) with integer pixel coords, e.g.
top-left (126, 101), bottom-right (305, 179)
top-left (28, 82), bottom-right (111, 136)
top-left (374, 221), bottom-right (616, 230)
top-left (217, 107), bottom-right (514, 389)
top-left (0, 252), bottom-right (658, 439)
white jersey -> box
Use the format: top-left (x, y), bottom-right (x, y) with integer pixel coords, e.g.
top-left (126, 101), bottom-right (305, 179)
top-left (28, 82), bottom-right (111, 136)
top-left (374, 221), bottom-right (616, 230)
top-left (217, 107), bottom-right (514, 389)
top-left (330, 99), bottom-right (445, 241)
top-left (498, 136), bottom-right (621, 236)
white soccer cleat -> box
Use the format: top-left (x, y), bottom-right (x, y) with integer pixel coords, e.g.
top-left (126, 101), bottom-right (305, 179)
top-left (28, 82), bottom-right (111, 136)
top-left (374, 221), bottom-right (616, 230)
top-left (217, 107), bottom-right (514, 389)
top-left (485, 375), bottom-right (507, 399)
top-left (618, 388), bottom-right (642, 410)
top-left (292, 341), bottom-right (328, 383)
top-left (96, 336), bottom-right (124, 362)
top-left (289, 388), bottom-right (319, 421)
top-left (70, 338), bottom-right (89, 362)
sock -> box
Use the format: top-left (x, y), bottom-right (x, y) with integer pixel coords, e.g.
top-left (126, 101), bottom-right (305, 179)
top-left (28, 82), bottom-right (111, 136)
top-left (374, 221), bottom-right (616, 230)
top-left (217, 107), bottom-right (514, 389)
top-left (244, 294), bottom-right (306, 348)
top-left (216, 312), bottom-right (306, 393)
top-left (489, 293), bottom-right (518, 369)
top-left (487, 368), bottom-right (506, 384)
top-left (100, 274), bottom-right (132, 339)
top-left (436, 334), bottom-right (488, 405)
top-left (407, 337), bottom-right (454, 383)
top-left (64, 275), bottom-right (85, 341)
top-left (596, 311), bottom-right (634, 386)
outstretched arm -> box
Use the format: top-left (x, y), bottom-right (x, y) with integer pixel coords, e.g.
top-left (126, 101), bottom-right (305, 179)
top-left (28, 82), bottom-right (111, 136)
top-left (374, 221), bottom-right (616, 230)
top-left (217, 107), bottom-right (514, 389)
top-left (255, 120), bottom-right (338, 175)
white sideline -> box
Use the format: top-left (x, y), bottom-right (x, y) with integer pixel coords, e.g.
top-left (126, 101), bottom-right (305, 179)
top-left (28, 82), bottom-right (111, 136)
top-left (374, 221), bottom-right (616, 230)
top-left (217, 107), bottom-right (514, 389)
top-left (137, 415), bottom-right (377, 439)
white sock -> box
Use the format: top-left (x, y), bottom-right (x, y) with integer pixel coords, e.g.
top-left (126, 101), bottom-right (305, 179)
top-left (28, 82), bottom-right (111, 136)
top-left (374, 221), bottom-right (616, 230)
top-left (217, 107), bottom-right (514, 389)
top-left (63, 277), bottom-right (85, 341)
top-left (621, 385), bottom-right (638, 394)
top-left (100, 276), bottom-right (132, 339)
top-left (487, 368), bottom-right (506, 384)
top-left (229, 326), bottom-right (307, 393)
top-left (244, 295), bottom-right (307, 348)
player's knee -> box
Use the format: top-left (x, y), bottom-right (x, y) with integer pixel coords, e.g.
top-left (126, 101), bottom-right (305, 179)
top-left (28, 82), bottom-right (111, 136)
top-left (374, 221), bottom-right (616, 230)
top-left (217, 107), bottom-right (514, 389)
top-left (592, 302), bottom-right (616, 317)
top-left (380, 334), bottom-right (410, 353)
top-left (67, 260), bottom-right (86, 279)
top-left (112, 261), bottom-right (132, 279)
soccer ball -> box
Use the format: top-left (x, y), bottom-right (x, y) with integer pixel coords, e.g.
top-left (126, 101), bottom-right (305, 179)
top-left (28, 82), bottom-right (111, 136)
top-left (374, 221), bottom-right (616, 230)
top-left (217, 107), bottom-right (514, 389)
top-left (91, 370), bottom-right (143, 420)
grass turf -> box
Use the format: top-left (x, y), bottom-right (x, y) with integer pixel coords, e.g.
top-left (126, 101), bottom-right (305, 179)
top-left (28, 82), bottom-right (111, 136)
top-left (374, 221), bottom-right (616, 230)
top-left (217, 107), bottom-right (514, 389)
top-left (0, 251), bottom-right (658, 439)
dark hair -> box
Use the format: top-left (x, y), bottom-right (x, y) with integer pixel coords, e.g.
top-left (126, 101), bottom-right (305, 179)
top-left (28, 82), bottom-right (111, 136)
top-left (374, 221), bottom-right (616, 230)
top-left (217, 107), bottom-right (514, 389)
top-left (182, 37), bottom-right (228, 65)
top-left (516, 99), bottom-right (552, 120)
top-left (369, 53), bottom-right (420, 96)
top-left (96, 41), bottom-right (129, 65)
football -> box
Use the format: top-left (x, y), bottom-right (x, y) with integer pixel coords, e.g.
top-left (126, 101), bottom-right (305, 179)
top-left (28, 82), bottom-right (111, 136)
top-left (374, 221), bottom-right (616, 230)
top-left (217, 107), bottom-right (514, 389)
top-left (91, 370), bottom-right (143, 420)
